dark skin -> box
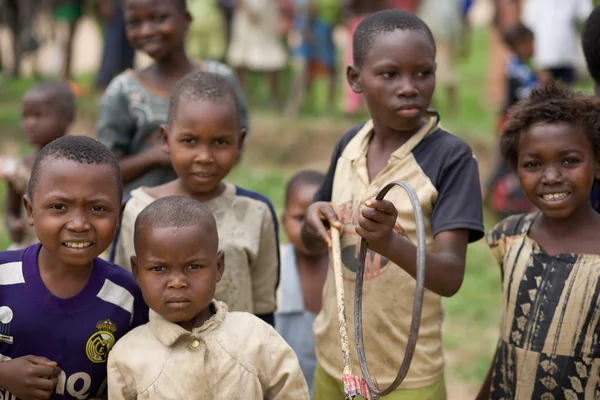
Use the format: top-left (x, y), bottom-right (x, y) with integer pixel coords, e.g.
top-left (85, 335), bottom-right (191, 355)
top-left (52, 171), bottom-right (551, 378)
top-left (5, 90), bottom-right (73, 243)
top-left (476, 122), bottom-right (600, 399)
top-left (146, 98), bottom-right (244, 202)
top-left (119, 0), bottom-right (199, 185)
top-left (282, 183), bottom-right (329, 313)
top-left (302, 29), bottom-right (470, 298)
top-left (132, 224), bottom-right (225, 331)
top-left (0, 159), bottom-right (122, 399)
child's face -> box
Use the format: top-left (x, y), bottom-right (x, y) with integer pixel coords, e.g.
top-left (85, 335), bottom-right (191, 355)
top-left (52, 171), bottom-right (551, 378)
top-left (24, 159), bottom-right (121, 268)
top-left (283, 183), bottom-right (320, 256)
top-left (348, 29), bottom-right (436, 132)
top-left (124, 0), bottom-right (190, 61)
top-left (21, 91), bottom-right (69, 148)
top-left (518, 122), bottom-right (600, 219)
top-left (163, 99), bottom-right (244, 200)
top-left (515, 35), bottom-right (534, 60)
top-left (132, 225), bottom-right (224, 330)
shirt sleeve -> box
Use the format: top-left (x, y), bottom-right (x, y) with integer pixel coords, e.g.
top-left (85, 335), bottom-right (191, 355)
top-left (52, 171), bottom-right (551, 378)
top-left (264, 326), bottom-right (310, 399)
top-left (251, 203), bottom-right (279, 318)
top-left (486, 221), bottom-right (506, 266)
top-left (107, 350), bottom-right (136, 400)
top-left (96, 75), bottom-right (137, 158)
top-left (430, 141), bottom-right (485, 242)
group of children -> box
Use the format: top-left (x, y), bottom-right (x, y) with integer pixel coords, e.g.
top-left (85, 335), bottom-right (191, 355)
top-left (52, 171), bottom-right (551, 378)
top-left (3, 2), bottom-right (600, 400)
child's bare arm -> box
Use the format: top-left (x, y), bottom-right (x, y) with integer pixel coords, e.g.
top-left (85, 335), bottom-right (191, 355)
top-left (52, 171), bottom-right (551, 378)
top-left (118, 144), bottom-right (171, 185)
top-left (356, 199), bottom-right (469, 297)
top-left (301, 201), bottom-right (343, 254)
top-left (5, 181), bottom-right (26, 244)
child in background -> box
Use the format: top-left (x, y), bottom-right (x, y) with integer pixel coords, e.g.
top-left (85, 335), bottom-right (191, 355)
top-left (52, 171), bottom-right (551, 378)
top-left (1, 81), bottom-right (75, 250)
top-left (0, 136), bottom-right (148, 400)
top-left (227, 0), bottom-right (287, 109)
top-left (301, 10), bottom-right (484, 399)
top-left (108, 196), bottom-right (309, 399)
top-left (285, 0), bottom-right (340, 116)
top-left (111, 72), bottom-right (279, 325)
top-left (582, 5), bottom-right (600, 212)
top-left (276, 170), bottom-right (328, 396)
top-left (186, 0), bottom-right (227, 62)
top-left (486, 23), bottom-right (537, 218)
top-left (97, 0), bottom-right (248, 196)
top-left (477, 83), bottom-right (600, 399)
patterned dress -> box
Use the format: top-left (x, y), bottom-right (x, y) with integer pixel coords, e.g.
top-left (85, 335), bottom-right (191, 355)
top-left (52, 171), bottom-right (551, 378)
top-left (487, 213), bottom-right (600, 399)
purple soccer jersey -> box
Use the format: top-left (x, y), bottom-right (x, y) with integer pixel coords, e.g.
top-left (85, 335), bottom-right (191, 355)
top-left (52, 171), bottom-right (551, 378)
top-left (0, 243), bottom-right (148, 400)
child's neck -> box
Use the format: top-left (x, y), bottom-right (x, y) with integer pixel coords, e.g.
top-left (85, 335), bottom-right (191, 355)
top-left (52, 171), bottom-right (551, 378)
top-left (37, 246), bottom-right (94, 299)
top-left (533, 204), bottom-right (600, 255)
top-left (152, 49), bottom-right (196, 79)
top-left (371, 118), bottom-right (425, 150)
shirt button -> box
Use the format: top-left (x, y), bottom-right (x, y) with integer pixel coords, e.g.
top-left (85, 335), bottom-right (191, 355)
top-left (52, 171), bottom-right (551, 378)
top-left (190, 339), bottom-right (200, 349)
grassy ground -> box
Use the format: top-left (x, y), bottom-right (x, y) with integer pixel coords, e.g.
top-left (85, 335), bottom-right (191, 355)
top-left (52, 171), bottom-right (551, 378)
top-left (3, 26), bottom-right (591, 396)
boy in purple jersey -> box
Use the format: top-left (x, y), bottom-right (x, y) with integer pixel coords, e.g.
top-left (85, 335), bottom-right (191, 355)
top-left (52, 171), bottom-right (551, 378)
top-left (0, 136), bottom-right (148, 400)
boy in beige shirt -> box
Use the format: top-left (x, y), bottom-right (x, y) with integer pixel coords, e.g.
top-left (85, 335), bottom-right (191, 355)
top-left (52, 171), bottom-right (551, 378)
top-left (107, 196), bottom-right (309, 399)
top-left (110, 71), bottom-right (279, 325)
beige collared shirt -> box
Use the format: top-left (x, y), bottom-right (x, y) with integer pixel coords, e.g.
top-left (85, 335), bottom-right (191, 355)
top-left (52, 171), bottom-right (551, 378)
top-left (107, 301), bottom-right (309, 399)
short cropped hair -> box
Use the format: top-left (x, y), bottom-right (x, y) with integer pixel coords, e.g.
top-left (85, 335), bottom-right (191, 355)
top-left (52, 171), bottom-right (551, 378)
top-left (582, 6), bottom-right (600, 86)
top-left (133, 196), bottom-right (217, 248)
top-left (501, 82), bottom-right (600, 169)
top-left (285, 170), bottom-right (325, 206)
top-left (353, 9), bottom-right (436, 67)
top-left (25, 80), bottom-right (75, 117)
top-left (167, 71), bottom-right (240, 127)
top-left (28, 136), bottom-right (123, 201)
top-left (502, 23), bottom-right (534, 52)
top-left (125, 0), bottom-right (187, 11)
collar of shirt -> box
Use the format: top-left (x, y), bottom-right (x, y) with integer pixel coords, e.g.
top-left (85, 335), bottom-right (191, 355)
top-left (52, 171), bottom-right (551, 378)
top-left (345, 112), bottom-right (441, 164)
top-left (149, 300), bottom-right (227, 347)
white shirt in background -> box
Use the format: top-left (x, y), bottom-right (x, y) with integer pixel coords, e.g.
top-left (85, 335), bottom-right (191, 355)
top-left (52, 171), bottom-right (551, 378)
top-left (522, 0), bottom-right (593, 70)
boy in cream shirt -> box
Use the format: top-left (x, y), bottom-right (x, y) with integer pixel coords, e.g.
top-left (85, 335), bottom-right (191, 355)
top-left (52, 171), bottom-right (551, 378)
top-left (107, 196), bottom-right (309, 399)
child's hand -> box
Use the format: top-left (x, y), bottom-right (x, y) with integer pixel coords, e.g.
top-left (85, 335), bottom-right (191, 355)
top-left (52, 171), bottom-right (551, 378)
top-left (304, 201), bottom-right (343, 247)
top-left (356, 199), bottom-right (399, 256)
top-left (7, 218), bottom-right (25, 244)
top-left (0, 356), bottom-right (61, 400)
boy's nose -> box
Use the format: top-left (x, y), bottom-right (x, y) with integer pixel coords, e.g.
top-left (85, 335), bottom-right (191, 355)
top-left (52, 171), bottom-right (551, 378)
top-left (541, 165), bottom-right (563, 184)
top-left (66, 210), bottom-right (90, 232)
top-left (167, 273), bottom-right (188, 289)
top-left (395, 77), bottom-right (418, 98)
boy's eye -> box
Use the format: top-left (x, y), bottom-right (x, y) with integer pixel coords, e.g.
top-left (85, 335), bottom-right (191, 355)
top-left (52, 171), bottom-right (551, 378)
top-left (214, 138), bottom-right (229, 146)
top-left (416, 70), bottom-right (433, 78)
top-left (380, 72), bottom-right (397, 79)
top-left (182, 137), bottom-right (196, 144)
top-left (50, 204), bottom-right (66, 210)
top-left (90, 205), bottom-right (106, 212)
top-left (188, 264), bottom-right (203, 270)
top-left (154, 14), bottom-right (168, 23)
top-left (149, 266), bottom-right (166, 272)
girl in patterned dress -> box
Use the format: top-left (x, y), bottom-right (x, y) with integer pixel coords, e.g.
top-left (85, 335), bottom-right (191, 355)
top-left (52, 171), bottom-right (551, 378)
top-left (477, 82), bottom-right (600, 399)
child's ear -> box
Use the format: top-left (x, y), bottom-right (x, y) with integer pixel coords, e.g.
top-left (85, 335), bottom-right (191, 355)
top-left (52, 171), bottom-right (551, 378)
top-left (23, 195), bottom-right (34, 227)
top-left (130, 255), bottom-right (139, 280)
top-left (238, 129), bottom-right (247, 151)
top-left (346, 64), bottom-right (363, 94)
top-left (160, 125), bottom-right (170, 154)
top-left (216, 251), bottom-right (225, 283)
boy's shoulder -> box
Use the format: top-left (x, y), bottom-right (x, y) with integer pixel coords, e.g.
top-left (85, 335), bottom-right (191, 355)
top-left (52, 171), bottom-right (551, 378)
top-left (0, 247), bottom-right (26, 266)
